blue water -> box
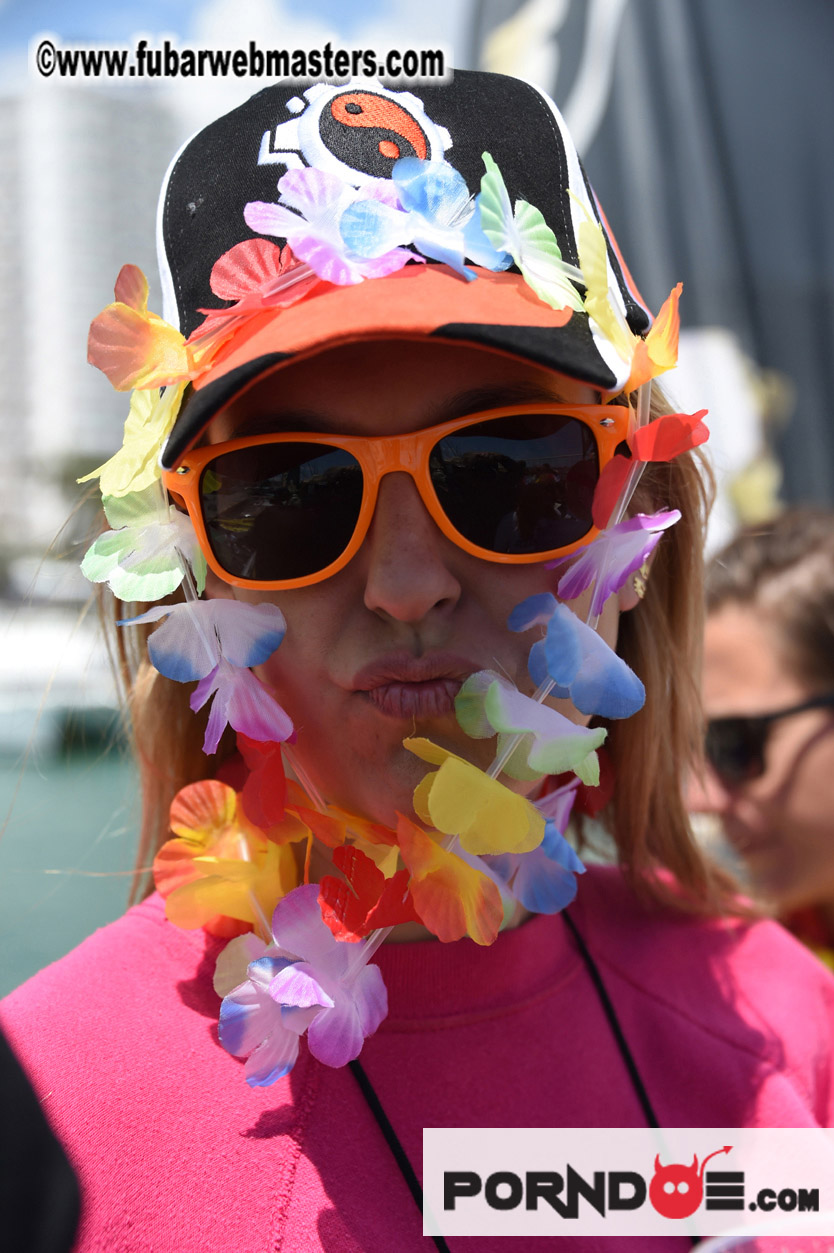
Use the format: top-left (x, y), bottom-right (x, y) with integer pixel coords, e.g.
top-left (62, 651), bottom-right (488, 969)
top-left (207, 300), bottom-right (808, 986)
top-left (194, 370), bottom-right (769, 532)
top-left (0, 750), bottom-right (139, 997)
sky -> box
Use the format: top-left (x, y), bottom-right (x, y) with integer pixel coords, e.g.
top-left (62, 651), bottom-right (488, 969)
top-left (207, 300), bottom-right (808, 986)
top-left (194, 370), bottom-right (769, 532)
top-left (0, 0), bottom-right (388, 45)
top-left (0, 0), bottom-right (477, 131)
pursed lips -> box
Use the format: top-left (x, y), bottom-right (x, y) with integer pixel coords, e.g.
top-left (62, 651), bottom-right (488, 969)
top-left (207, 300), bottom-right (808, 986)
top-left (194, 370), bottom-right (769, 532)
top-left (349, 652), bottom-right (478, 720)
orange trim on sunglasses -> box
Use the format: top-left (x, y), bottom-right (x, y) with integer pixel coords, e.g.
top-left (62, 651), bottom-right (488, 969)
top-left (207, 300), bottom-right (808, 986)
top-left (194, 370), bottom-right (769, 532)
top-left (161, 402), bottom-right (632, 590)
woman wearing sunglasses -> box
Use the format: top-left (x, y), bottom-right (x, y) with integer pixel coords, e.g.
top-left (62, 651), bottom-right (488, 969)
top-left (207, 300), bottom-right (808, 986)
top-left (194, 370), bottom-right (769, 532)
top-left (2, 71), bottom-right (833, 1251)
top-left (695, 509), bottom-right (834, 970)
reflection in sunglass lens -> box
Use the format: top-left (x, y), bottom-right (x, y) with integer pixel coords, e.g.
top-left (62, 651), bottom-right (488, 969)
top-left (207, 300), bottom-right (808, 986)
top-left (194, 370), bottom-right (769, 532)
top-left (200, 443), bottom-right (363, 580)
top-left (429, 414), bottom-right (598, 555)
top-left (704, 718), bottom-right (767, 786)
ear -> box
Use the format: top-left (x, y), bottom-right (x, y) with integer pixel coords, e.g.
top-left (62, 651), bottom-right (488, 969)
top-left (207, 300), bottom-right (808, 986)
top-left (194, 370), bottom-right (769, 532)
top-left (204, 567), bottom-right (237, 601)
top-left (617, 547), bottom-right (657, 613)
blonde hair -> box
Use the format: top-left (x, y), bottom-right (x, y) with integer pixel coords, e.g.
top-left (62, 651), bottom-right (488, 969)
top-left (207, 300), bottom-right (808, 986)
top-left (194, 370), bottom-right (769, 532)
top-left (587, 387), bottom-right (734, 912)
top-left (105, 382), bottom-right (738, 913)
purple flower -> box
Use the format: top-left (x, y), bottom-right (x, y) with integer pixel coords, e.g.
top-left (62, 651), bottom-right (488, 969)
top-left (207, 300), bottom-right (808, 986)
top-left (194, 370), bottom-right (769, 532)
top-left (218, 885), bottom-right (388, 1084)
top-left (219, 950), bottom-right (302, 1087)
top-left (550, 510), bottom-right (680, 617)
top-left (190, 659), bottom-right (294, 755)
top-left (270, 884), bottom-right (388, 1069)
top-left (244, 168), bottom-right (413, 286)
top-left (121, 599), bottom-right (292, 753)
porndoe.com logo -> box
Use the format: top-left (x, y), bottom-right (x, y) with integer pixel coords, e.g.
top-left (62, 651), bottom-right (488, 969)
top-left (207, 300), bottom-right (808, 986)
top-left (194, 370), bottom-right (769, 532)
top-left (423, 1129), bottom-right (834, 1239)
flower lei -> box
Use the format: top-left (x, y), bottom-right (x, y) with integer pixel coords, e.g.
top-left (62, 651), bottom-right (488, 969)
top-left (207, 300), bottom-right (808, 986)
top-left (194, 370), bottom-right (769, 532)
top-left (80, 150), bottom-right (708, 1086)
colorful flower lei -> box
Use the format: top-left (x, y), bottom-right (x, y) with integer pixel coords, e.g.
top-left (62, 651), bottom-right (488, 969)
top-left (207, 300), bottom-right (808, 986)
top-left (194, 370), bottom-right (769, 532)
top-left (81, 152), bottom-right (706, 1084)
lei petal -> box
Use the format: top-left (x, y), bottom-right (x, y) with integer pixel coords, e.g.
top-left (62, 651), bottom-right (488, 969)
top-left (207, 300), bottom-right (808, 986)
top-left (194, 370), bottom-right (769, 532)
top-left (339, 199), bottom-right (409, 260)
top-left (271, 882), bottom-right (340, 970)
top-left (551, 510), bottom-right (681, 616)
top-left (319, 846), bottom-right (419, 941)
top-left (592, 409), bottom-right (709, 528)
top-left (536, 778), bottom-right (581, 827)
top-left (270, 963), bottom-right (335, 1010)
top-left (219, 956), bottom-right (291, 1055)
top-left (237, 734), bottom-right (288, 830)
top-left (81, 487), bottom-right (206, 601)
top-left (191, 660), bottom-right (294, 754)
top-left (404, 738), bottom-right (545, 856)
top-left (242, 1020), bottom-right (301, 1087)
top-left (121, 599), bottom-right (287, 682)
top-left (576, 213), bottom-right (635, 361)
top-left (626, 282), bottom-right (683, 391)
top-left (113, 263), bottom-right (149, 310)
top-left (88, 300), bottom-right (190, 391)
top-left (262, 884), bottom-right (389, 1068)
top-left (482, 680), bottom-right (606, 784)
top-left (630, 409), bottom-right (709, 462)
top-left (154, 779), bottom-right (299, 936)
top-left (77, 382), bottom-right (185, 497)
top-left (489, 818), bottom-right (585, 914)
top-left (219, 954), bottom-right (301, 1085)
top-left (305, 963), bottom-right (387, 1067)
top-left (526, 601), bottom-right (645, 720)
top-left (87, 265), bottom-right (228, 391)
top-left (208, 239), bottom-right (313, 305)
top-left (213, 933), bottom-right (270, 997)
top-left (456, 668), bottom-right (604, 782)
top-left (195, 240), bottom-right (322, 338)
top-left (479, 153), bottom-right (584, 312)
top-left (245, 167), bottom-right (413, 286)
top-left (341, 158), bottom-right (509, 281)
top-left (454, 668), bottom-right (502, 739)
top-left (508, 593), bottom-right (580, 687)
top-left (395, 815), bottom-right (503, 945)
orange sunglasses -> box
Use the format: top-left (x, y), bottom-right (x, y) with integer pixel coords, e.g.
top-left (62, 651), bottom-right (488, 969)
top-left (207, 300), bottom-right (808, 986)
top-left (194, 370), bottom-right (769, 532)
top-left (162, 403), bottom-right (631, 590)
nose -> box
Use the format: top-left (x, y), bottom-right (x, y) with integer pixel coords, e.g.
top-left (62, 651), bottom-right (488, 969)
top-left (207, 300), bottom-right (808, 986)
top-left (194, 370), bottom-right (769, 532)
top-left (686, 760), bottom-right (734, 815)
top-left (361, 472), bottom-right (462, 624)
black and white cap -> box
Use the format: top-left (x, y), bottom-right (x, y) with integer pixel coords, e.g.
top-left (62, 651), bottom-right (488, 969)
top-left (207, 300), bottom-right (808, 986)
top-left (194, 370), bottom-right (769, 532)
top-left (158, 69), bottom-right (652, 468)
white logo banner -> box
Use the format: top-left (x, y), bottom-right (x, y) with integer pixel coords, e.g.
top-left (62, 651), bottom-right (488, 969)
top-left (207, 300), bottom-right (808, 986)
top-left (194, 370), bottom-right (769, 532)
top-left (422, 1127), bottom-right (834, 1239)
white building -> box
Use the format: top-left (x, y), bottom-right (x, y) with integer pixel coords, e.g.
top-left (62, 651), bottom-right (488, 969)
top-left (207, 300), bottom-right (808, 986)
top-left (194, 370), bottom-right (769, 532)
top-left (0, 85), bottom-right (179, 585)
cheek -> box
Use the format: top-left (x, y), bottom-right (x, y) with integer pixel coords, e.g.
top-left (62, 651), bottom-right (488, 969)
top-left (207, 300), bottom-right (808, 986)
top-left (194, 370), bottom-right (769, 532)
top-left (249, 592), bottom-right (340, 699)
top-left (781, 732), bottom-right (834, 829)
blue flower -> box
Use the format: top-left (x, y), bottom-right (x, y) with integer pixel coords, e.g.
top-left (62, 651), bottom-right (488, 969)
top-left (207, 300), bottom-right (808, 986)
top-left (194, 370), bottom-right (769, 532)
top-left (510, 594), bottom-right (645, 720)
top-left (488, 802), bottom-right (586, 915)
top-left (340, 158), bottom-right (511, 280)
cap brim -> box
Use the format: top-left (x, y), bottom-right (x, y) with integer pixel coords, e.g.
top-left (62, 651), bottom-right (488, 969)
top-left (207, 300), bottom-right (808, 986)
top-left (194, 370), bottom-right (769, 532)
top-left (162, 265), bottom-right (620, 468)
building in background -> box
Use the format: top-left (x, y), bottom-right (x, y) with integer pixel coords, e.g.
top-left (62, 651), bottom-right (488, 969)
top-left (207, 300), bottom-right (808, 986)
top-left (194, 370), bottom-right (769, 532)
top-left (0, 84), bottom-right (178, 595)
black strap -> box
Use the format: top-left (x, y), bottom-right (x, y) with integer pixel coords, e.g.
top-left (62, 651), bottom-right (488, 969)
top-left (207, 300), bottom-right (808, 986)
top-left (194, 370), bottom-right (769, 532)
top-left (351, 915), bottom-right (699, 1251)
top-left (562, 910), bottom-right (660, 1128)
top-left (563, 910), bottom-right (700, 1251)
top-left (349, 1058), bottom-right (451, 1253)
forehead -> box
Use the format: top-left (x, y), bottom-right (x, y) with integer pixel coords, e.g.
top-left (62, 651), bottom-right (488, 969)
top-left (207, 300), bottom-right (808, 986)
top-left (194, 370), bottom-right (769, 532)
top-left (703, 604), bottom-right (810, 716)
top-left (207, 339), bottom-right (601, 441)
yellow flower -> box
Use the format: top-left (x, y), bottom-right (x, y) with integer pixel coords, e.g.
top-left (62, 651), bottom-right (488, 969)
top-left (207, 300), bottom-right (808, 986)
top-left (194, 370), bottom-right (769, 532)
top-left (78, 382), bottom-right (185, 497)
top-left (404, 737), bottom-right (545, 856)
top-left (154, 779), bottom-right (303, 938)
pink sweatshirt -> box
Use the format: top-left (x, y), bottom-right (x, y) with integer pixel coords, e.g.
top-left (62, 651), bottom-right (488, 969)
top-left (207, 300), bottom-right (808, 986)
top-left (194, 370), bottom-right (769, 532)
top-left (2, 865), bottom-right (833, 1252)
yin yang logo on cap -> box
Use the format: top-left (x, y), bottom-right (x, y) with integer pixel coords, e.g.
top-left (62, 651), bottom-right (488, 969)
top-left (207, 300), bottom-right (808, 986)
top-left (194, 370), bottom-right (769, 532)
top-left (257, 82), bottom-right (453, 186)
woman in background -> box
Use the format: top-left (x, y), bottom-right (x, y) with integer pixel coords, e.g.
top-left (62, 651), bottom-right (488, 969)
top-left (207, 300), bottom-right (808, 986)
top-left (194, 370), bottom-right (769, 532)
top-left (694, 508), bottom-right (834, 966)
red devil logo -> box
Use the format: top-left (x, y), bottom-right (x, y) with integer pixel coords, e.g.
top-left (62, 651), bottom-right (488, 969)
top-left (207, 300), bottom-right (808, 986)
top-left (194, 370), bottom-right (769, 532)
top-left (649, 1146), bottom-right (732, 1219)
